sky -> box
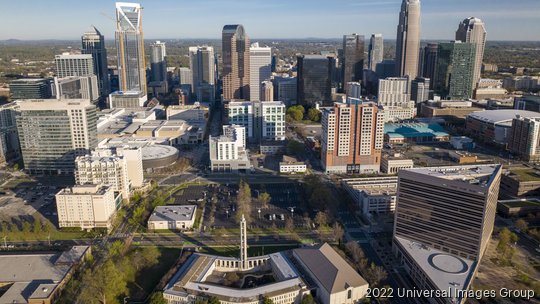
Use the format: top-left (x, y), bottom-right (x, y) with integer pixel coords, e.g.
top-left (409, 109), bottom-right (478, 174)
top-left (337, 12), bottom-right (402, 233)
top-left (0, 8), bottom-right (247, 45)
top-left (0, 0), bottom-right (539, 41)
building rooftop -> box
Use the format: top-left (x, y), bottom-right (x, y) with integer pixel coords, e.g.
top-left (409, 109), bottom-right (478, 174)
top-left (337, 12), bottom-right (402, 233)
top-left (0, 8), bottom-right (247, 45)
top-left (148, 205), bottom-right (197, 222)
top-left (467, 109), bottom-right (540, 126)
top-left (505, 167), bottom-right (540, 182)
top-left (293, 243), bottom-right (368, 294)
top-left (342, 177), bottom-right (398, 196)
top-left (384, 122), bottom-right (449, 139)
top-left (402, 164), bottom-right (502, 188)
top-left (394, 236), bottom-right (475, 302)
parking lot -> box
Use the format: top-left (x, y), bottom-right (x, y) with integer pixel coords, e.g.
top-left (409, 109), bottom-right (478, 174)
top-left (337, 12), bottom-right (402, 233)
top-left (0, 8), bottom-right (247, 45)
top-left (169, 182), bottom-right (309, 230)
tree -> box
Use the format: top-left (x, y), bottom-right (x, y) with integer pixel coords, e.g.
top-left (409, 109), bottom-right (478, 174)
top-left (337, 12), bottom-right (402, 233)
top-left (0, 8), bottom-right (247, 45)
top-left (208, 297), bottom-right (220, 304)
top-left (32, 219), bottom-right (42, 233)
top-left (79, 260), bottom-right (127, 304)
top-left (22, 221), bottom-right (32, 233)
top-left (259, 192), bottom-right (271, 209)
top-left (345, 241), bottom-right (366, 264)
top-left (262, 296), bottom-right (274, 304)
top-left (314, 211), bottom-right (328, 228)
top-left (236, 180), bottom-right (252, 224)
top-left (285, 217), bottom-right (294, 232)
top-left (515, 219), bottom-right (528, 232)
top-left (286, 140), bottom-right (304, 157)
top-left (148, 292), bottom-right (167, 304)
top-left (307, 108), bottom-right (321, 122)
top-left (331, 222), bottom-right (344, 244)
top-left (301, 294), bottom-right (315, 304)
top-left (109, 240), bottom-right (126, 259)
top-left (366, 263), bottom-right (388, 287)
top-left (286, 105), bottom-right (305, 121)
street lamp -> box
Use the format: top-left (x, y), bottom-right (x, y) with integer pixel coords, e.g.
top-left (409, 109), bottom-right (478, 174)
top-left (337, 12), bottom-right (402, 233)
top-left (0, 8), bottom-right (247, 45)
top-left (258, 208), bottom-right (261, 219)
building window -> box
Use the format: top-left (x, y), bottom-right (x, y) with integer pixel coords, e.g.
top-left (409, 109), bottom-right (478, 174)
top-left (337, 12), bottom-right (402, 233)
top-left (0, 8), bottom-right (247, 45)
top-left (348, 289), bottom-right (352, 299)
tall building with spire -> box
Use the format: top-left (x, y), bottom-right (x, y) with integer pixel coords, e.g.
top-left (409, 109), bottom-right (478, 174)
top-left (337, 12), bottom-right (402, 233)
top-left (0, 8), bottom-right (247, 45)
top-left (222, 25), bottom-right (250, 101)
top-left (395, 0), bottom-right (421, 79)
top-left (82, 26), bottom-right (110, 97)
top-left (456, 17), bottom-right (487, 89)
top-left (115, 2), bottom-right (146, 95)
top-left (368, 34), bottom-right (384, 71)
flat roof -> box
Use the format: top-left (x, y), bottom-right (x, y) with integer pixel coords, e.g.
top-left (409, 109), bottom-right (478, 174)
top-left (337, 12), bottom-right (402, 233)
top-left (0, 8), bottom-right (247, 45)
top-left (384, 122), bottom-right (449, 139)
top-left (468, 109), bottom-right (540, 125)
top-left (148, 205), bottom-right (197, 222)
top-left (394, 236), bottom-right (475, 302)
top-left (342, 177), bottom-right (398, 196)
top-left (506, 167), bottom-right (540, 182)
top-left (401, 164), bottom-right (501, 188)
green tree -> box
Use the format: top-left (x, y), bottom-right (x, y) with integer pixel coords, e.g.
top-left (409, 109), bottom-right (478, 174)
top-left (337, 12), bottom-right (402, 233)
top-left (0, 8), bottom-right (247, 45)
top-left (314, 211), bottom-right (328, 228)
top-left (208, 297), bottom-right (220, 304)
top-left (79, 260), bottom-right (127, 304)
top-left (366, 262), bottom-right (388, 287)
top-left (22, 221), bottom-right (32, 233)
top-left (515, 219), bottom-right (528, 232)
top-left (301, 294), bottom-right (315, 304)
top-left (286, 106), bottom-right (304, 121)
top-left (286, 140), bottom-right (304, 157)
top-left (109, 240), bottom-right (125, 259)
top-left (236, 180), bottom-right (252, 224)
top-left (262, 296), bottom-right (274, 304)
top-left (307, 108), bottom-right (321, 122)
top-left (32, 219), bottom-right (42, 233)
top-left (148, 292), bottom-right (167, 304)
top-left (258, 192), bottom-right (271, 209)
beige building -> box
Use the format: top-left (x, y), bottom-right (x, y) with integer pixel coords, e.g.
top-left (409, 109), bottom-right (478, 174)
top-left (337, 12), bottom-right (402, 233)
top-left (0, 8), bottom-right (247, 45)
top-left (342, 177), bottom-right (398, 215)
top-left (279, 156), bottom-right (307, 174)
top-left (75, 153), bottom-right (130, 199)
top-left (395, 0), bottom-right (421, 79)
top-left (381, 157), bottom-right (413, 174)
top-left (56, 184), bottom-right (121, 230)
top-left (260, 80), bottom-right (274, 101)
top-left (222, 25), bottom-right (250, 100)
top-left (148, 205), bottom-right (196, 230)
top-left (508, 116), bottom-right (540, 162)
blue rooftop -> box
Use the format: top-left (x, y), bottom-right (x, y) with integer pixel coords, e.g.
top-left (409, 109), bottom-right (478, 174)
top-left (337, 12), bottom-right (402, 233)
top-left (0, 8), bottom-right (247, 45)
top-left (384, 122), bottom-right (449, 139)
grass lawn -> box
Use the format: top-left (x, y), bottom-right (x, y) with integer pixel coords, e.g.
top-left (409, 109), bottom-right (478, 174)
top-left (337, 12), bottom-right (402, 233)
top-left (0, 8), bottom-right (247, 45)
top-left (511, 169), bottom-right (540, 182)
top-left (2, 178), bottom-right (34, 189)
top-left (4, 229), bottom-right (88, 241)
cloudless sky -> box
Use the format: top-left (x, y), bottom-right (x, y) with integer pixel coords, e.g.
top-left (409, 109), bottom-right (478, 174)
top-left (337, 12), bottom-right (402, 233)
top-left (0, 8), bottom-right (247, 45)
top-left (0, 0), bottom-right (539, 41)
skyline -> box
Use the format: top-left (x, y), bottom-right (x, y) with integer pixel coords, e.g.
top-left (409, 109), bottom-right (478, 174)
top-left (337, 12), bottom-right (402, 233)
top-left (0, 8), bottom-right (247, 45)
top-left (0, 0), bottom-right (539, 41)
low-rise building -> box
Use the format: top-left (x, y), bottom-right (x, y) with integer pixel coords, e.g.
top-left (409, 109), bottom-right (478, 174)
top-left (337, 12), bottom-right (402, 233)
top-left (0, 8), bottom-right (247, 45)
top-left (148, 205), bottom-right (197, 230)
top-left (342, 177), bottom-right (398, 215)
top-left (260, 141), bottom-right (286, 155)
top-left (381, 157), bottom-right (414, 174)
top-left (384, 122), bottom-right (449, 144)
top-left (209, 130), bottom-right (252, 173)
top-left (498, 199), bottom-right (540, 217)
top-left (450, 136), bottom-right (475, 150)
top-left (420, 100), bottom-right (483, 120)
top-left (448, 151), bottom-right (477, 164)
top-left (55, 184), bottom-right (121, 230)
top-left (279, 156), bottom-right (307, 174)
top-left (500, 167), bottom-right (540, 198)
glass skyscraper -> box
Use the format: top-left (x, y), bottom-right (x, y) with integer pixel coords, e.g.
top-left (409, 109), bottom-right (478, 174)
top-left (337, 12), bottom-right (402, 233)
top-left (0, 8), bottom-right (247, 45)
top-left (82, 26), bottom-right (110, 97)
top-left (297, 55), bottom-right (335, 106)
top-left (341, 34), bottom-right (364, 91)
top-left (434, 42), bottom-right (476, 100)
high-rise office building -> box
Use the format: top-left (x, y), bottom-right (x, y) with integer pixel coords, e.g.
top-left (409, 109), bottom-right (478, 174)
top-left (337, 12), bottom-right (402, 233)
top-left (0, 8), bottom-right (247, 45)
top-left (189, 46), bottom-right (216, 102)
top-left (410, 77), bottom-right (430, 104)
top-left (54, 76), bottom-right (100, 103)
top-left (342, 34), bottom-right (365, 91)
top-left (249, 43), bottom-right (272, 101)
top-left (509, 116), bottom-right (540, 162)
top-left (321, 100), bottom-right (384, 174)
top-left (377, 77), bottom-right (410, 106)
top-left (395, 0), bottom-right (421, 79)
top-left (115, 2), bottom-right (146, 95)
top-left (149, 41), bottom-right (167, 94)
top-left (16, 99), bottom-right (98, 174)
top-left (368, 34), bottom-right (384, 71)
top-left (375, 60), bottom-right (396, 79)
top-left (9, 79), bottom-right (52, 99)
top-left (222, 24), bottom-right (250, 100)
top-left (393, 165), bottom-right (502, 303)
top-left (260, 80), bottom-right (273, 102)
top-left (421, 43), bottom-right (438, 89)
top-left (297, 55), bottom-right (335, 106)
top-left (55, 54), bottom-right (95, 78)
top-left (82, 26), bottom-right (110, 97)
top-left (0, 103), bottom-right (20, 164)
top-left (434, 42), bottom-right (476, 100)
top-left (227, 101), bottom-right (285, 142)
top-left (273, 76), bottom-right (297, 106)
top-left (456, 17), bottom-right (487, 89)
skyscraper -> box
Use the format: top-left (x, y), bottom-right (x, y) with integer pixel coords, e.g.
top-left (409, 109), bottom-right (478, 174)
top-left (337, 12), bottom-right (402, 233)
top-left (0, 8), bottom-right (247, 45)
top-left (410, 77), bottom-right (430, 103)
top-left (16, 99), bottom-right (98, 175)
top-left (509, 116), bottom-right (540, 162)
top-left (82, 26), bottom-right (110, 97)
top-left (421, 43), bottom-right (438, 89)
top-left (456, 17), bottom-right (487, 89)
top-left (222, 24), bottom-right (250, 101)
top-left (55, 54), bottom-right (95, 78)
top-left (150, 41), bottom-right (167, 83)
top-left (9, 79), bottom-right (52, 99)
top-left (260, 80), bottom-right (273, 102)
top-left (377, 77), bottom-right (410, 107)
top-left (368, 34), bottom-right (384, 71)
top-left (189, 46), bottom-right (216, 102)
top-left (342, 34), bottom-right (365, 91)
top-left (115, 2), bottom-right (146, 95)
top-left (249, 43), bottom-right (272, 101)
top-left (395, 0), bottom-right (421, 79)
top-left (297, 55), bottom-right (336, 106)
top-left (321, 100), bottom-right (384, 174)
top-left (434, 42), bottom-right (476, 99)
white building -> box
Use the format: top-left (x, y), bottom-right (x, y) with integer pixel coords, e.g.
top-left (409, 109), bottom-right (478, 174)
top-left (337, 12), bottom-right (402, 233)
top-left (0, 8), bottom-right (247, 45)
top-left (381, 157), bottom-right (414, 174)
top-left (279, 156), bottom-right (307, 174)
top-left (75, 153), bottom-right (131, 199)
top-left (109, 91), bottom-right (147, 108)
top-left (148, 205), bottom-right (196, 230)
top-left (227, 101), bottom-right (254, 138)
top-left (378, 77), bottom-right (410, 107)
top-left (56, 184), bottom-right (121, 230)
top-left (54, 76), bottom-right (99, 103)
top-left (223, 124), bottom-right (246, 149)
top-left (249, 43), bottom-right (272, 101)
top-left (346, 82), bottom-right (362, 99)
top-left (55, 53), bottom-right (94, 78)
top-left (209, 134), bottom-right (251, 173)
top-left (227, 101), bottom-right (285, 142)
top-left (342, 177), bottom-right (398, 215)
top-left (381, 103), bottom-right (417, 122)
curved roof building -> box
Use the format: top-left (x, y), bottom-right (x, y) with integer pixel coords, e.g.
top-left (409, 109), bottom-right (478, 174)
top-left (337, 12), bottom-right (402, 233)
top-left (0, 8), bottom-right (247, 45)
top-left (466, 110), bottom-right (540, 145)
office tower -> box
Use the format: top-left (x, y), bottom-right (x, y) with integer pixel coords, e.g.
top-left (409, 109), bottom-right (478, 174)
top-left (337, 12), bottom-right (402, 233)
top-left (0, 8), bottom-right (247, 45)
top-left (375, 59), bottom-right (396, 79)
top-left (346, 82), bottom-right (362, 99)
top-left (421, 43), bottom-right (438, 89)
top-left (273, 76), bottom-right (297, 106)
top-left (16, 99), bottom-right (97, 175)
top-left (178, 67), bottom-right (193, 92)
top-left (9, 79), bottom-right (52, 99)
top-left (55, 53), bottom-right (95, 78)
top-left (342, 34), bottom-right (365, 90)
top-left (226, 101), bottom-right (285, 142)
top-left (509, 116), bottom-right (540, 162)
top-left (393, 165), bottom-right (502, 303)
top-left (297, 55), bottom-right (336, 106)
top-left (395, 0), bottom-right (421, 78)
top-left (56, 184), bottom-right (119, 230)
top-left (321, 100), bottom-right (384, 174)
top-left (456, 17), bottom-right (487, 89)
top-left (149, 41), bottom-right (168, 94)
top-left (0, 103), bottom-right (20, 164)
top-left (222, 24), bottom-right (250, 100)
top-left (249, 43), bottom-right (272, 101)
top-left (82, 26), bottom-right (110, 97)
top-left (368, 34), bottom-right (384, 71)
top-left (260, 80), bottom-right (274, 102)
top-left (410, 77), bottom-right (430, 103)
top-left (378, 77), bottom-right (410, 106)
top-left (115, 2), bottom-right (146, 95)
top-left (75, 153), bottom-right (131, 199)
top-left (54, 76), bottom-right (99, 103)
top-left (189, 46), bottom-right (216, 102)
top-left (434, 42), bottom-right (476, 99)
